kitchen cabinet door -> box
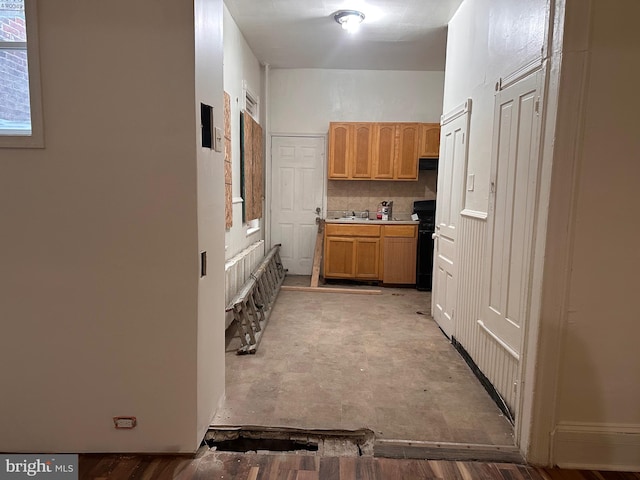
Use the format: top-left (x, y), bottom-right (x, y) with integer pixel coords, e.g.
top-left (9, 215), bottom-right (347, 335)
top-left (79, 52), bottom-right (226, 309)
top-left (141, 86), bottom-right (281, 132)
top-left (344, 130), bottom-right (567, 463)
top-left (418, 123), bottom-right (441, 158)
top-left (396, 123), bottom-right (420, 180)
top-left (324, 236), bottom-right (356, 277)
top-left (355, 238), bottom-right (380, 279)
top-left (328, 123), bottom-right (351, 179)
top-left (383, 237), bottom-right (417, 284)
top-left (372, 123), bottom-right (397, 179)
top-left (352, 123), bottom-right (373, 178)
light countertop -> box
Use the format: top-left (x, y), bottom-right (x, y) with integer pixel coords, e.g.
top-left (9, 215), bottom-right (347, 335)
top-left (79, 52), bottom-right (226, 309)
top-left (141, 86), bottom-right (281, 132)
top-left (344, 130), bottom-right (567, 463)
top-left (325, 218), bottom-right (419, 225)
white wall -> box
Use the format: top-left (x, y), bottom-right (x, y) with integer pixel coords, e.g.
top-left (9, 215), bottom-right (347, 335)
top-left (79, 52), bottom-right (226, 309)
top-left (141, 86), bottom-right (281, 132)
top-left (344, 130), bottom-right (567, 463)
top-left (195, 0), bottom-right (226, 445)
top-left (0, 0), bottom-right (223, 453)
top-left (442, 0), bottom-right (548, 419)
top-left (443, 0), bottom-right (548, 213)
top-left (546, 0), bottom-right (640, 469)
top-left (269, 69), bottom-right (445, 135)
top-left (223, 5), bottom-right (265, 260)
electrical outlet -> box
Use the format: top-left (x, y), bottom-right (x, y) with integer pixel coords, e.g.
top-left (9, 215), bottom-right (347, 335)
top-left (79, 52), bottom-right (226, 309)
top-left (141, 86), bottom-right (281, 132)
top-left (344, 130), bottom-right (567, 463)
top-left (113, 416), bottom-right (137, 429)
top-left (214, 127), bottom-right (223, 153)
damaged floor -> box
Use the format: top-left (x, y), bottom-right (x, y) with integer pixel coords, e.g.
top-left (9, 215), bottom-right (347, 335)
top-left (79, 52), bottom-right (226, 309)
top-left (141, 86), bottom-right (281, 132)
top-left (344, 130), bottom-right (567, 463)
top-left (213, 275), bottom-right (514, 449)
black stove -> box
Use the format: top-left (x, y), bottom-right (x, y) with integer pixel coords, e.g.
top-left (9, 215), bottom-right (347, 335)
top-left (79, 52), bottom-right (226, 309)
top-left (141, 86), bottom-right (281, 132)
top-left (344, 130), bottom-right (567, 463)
top-left (413, 200), bottom-right (436, 291)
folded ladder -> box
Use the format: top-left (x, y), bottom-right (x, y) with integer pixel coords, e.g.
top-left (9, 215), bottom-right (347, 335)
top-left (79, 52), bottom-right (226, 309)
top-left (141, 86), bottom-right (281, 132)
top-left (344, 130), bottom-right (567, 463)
top-left (225, 244), bottom-right (286, 354)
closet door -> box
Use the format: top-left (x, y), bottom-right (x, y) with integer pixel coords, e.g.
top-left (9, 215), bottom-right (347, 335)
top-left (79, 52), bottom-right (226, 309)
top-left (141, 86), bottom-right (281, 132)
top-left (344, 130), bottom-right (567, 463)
top-left (480, 70), bottom-right (544, 357)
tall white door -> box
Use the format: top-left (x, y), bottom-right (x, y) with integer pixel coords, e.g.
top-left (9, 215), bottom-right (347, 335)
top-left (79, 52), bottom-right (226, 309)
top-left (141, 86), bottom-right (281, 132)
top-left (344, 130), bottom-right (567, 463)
top-left (271, 136), bottom-right (325, 275)
top-left (480, 70), bottom-right (543, 357)
top-left (432, 104), bottom-right (470, 338)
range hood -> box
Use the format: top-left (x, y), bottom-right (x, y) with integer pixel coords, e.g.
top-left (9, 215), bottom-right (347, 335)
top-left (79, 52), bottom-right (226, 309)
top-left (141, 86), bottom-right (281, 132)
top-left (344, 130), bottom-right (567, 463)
top-left (419, 157), bottom-right (438, 171)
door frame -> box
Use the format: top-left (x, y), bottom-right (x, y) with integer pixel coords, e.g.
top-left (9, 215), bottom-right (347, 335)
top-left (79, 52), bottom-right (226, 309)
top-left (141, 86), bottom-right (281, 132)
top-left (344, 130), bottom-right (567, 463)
top-left (266, 133), bottom-right (327, 254)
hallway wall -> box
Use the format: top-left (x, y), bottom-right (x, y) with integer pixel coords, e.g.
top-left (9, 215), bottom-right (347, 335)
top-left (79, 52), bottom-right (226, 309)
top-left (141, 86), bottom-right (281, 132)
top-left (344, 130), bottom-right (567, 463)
top-left (0, 0), bottom-right (225, 453)
top-left (442, 0), bottom-right (548, 416)
top-left (223, 5), bottom-right (265, 260)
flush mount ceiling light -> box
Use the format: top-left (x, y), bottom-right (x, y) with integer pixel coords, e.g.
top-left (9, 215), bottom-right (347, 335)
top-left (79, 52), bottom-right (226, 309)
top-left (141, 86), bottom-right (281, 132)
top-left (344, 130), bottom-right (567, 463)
top-left (334, 10), bottom-right (365, 33)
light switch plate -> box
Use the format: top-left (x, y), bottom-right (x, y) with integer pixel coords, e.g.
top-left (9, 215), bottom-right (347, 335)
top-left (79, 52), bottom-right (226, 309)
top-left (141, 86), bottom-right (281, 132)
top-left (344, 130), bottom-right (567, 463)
top-left (214, 127), bottom-right (223, 152)
top-left (467, 173), bottom-right (475, 191)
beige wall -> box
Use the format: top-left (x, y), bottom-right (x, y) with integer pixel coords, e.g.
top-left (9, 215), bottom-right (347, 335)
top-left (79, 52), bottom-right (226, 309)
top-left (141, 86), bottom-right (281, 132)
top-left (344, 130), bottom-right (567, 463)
top-left (0, 0), bottom-right (224, 453)
top-left (327, 172), bottom-right (437, 218)
top-left (543, 0), bottom-right (640, 468)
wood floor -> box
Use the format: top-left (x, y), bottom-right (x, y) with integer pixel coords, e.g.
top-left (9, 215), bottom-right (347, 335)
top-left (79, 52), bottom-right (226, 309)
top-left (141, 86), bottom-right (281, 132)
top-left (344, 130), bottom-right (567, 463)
top-left (79, 452), bottom-right (640, 480)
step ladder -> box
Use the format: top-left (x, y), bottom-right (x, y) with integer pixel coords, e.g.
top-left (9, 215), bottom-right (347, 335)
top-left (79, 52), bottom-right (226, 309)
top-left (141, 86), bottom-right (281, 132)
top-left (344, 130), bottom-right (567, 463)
top-left (225, 244), bottom-right (286, 354)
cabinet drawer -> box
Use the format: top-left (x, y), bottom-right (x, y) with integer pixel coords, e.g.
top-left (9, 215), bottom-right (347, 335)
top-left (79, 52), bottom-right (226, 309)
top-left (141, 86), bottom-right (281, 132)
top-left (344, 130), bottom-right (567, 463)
top-left (383, 225), bottom-right (417, 238)
top-left (325, 224), bottom-right (381, 237)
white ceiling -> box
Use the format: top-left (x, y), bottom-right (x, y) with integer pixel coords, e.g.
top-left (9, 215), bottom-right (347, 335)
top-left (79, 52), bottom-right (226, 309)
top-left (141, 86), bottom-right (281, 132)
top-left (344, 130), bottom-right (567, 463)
top-left (224, 0), bottom-right (464, 71)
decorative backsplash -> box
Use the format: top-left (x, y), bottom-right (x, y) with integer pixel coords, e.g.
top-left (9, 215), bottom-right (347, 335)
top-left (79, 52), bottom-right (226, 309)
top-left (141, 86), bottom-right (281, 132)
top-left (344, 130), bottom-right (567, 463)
top-left (327, 170), bottom-right (437, 218)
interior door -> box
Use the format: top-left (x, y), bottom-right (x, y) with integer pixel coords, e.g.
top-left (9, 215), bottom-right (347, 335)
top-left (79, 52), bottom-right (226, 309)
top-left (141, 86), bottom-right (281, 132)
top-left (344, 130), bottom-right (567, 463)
top-left (432, 110), bottom-right (469, 338)
top-left (480, 70), bottom-right (543, 356)
top-left (271, 136), bottom-right (325, 275)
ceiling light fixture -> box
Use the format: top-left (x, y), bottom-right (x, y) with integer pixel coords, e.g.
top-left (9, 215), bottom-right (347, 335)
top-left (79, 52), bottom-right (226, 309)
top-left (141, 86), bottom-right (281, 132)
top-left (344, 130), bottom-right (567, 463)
top-left (334, 10), bottom-right (365, 33)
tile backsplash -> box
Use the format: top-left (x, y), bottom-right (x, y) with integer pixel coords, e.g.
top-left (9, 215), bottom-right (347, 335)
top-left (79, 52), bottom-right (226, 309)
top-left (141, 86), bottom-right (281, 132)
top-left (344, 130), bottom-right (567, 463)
top-left (327, 170), bottom-right (437, 218)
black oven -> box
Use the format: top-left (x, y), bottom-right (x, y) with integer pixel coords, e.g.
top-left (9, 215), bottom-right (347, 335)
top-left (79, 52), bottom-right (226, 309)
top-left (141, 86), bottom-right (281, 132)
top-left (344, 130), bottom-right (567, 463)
top-left (413, 200), bottom-right (436, 291)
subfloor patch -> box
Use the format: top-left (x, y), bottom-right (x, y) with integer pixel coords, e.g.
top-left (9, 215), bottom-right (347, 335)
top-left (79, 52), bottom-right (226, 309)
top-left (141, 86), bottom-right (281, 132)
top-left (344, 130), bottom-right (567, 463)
top-left (207, 437), bottom-right (318, 453)
top-left (205, 427), bottom-right (375, 457)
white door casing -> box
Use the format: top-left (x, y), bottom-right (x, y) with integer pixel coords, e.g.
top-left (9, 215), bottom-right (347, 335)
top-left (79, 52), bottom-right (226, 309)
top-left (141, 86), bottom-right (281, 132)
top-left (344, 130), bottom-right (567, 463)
top-left (270, 136), bottom-right (325, 275)
top-left (432, 100), bottom-right (471, 338)
top-left (479, 70), bottom-right (543, 358)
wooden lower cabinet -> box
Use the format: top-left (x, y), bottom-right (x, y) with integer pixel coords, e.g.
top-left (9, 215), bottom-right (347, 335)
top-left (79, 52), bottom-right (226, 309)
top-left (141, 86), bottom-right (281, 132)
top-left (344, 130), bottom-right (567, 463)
top-left (355, 238), bottom-right (380, 279)
top-left (382, 225), bottom-right (418, 284)
top-left (324, 236), bottom-right (356, 277)
top-left (323, 223), bottom-right (416, 284)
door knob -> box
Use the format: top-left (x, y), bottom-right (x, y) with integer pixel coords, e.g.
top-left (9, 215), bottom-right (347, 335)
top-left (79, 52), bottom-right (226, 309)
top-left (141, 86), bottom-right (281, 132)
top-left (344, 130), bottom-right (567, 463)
top-left (315, 207), bottom-right (321, 214)
top-left (432, 233), bottom-right (438, 240)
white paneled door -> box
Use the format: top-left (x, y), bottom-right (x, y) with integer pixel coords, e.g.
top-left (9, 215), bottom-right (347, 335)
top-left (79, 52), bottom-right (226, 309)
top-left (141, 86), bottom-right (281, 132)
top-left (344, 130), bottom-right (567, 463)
top-left (432, 104), bottom-right (470, 339)
top-left (480, 70), bottom-right (543, 357)
top-left (271, 136), bottom-right (325, 275)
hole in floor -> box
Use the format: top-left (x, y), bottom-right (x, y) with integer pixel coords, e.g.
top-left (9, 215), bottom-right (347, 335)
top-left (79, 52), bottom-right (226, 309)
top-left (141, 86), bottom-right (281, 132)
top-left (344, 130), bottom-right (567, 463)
top-left (207, 437), bottom-right (318, 453)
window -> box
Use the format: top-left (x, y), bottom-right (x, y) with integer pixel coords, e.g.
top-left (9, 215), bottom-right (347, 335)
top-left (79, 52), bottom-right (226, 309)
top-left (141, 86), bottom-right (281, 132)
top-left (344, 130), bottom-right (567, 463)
top-left (242, 80), bottom-right (259, 122)
top-left (0, 0), bottom-right (43, 147)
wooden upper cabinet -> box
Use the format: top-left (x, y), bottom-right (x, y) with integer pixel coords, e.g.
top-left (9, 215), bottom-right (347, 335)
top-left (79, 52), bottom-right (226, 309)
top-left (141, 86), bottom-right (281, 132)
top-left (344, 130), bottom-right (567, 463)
top-left (396, 123), bottom-right (420, 179)
top-left (352, 123), bottom-right (373, 178)
top-left (372, 123), bottom-right (397, 179)
top-left (328, 123), bottom-right (351, 178)
top-left (328, 121), bottom-right (423, 180)
top-left (418, 123), bottom-right (441, 158)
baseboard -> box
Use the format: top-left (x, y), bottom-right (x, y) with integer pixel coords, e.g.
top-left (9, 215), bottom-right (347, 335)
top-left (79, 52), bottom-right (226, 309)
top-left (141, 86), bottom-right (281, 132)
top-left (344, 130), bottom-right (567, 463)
top-left (451, 336), bottom-right (514, 424)
top-left (552, 422), bottom-right (640, 471)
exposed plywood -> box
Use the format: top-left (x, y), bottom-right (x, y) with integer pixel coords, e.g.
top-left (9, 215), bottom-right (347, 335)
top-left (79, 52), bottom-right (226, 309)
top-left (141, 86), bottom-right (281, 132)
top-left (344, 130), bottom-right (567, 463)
top-left (224, 91), bottom-right (233, 229)
top-left (242, 112), bottom-right (264, 222)
top-left (252, 121), bottom-right (264, 219)
top-left (224, 91), bottom-right (231, 140)
top-left (225, 183), bottom-right (233, 228)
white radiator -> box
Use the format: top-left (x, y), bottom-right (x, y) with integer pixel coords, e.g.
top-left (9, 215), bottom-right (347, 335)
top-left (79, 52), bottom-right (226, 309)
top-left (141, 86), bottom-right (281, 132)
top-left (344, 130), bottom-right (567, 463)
top-left (224, 240), bottom-right (265, 328)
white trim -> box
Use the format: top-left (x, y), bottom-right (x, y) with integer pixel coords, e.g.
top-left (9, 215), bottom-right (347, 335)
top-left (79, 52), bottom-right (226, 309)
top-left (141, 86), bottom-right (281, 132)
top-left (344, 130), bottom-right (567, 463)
top-left (232, 197), bottom-right (244, 204)
top-left (246, 226), bottom-right (260, 237)
top-left (0, 0), bottom-right (44, 149)
top-left (499, 56), bottom-right (544, 91)
top-left (552, 423), bottom-right (640, 471)
top-left (441, 98), bottom-right (472, 126)
top-left (460, 208), bottom-right (488, 220)
top-left (477, 319), bottom-right (521, 361)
